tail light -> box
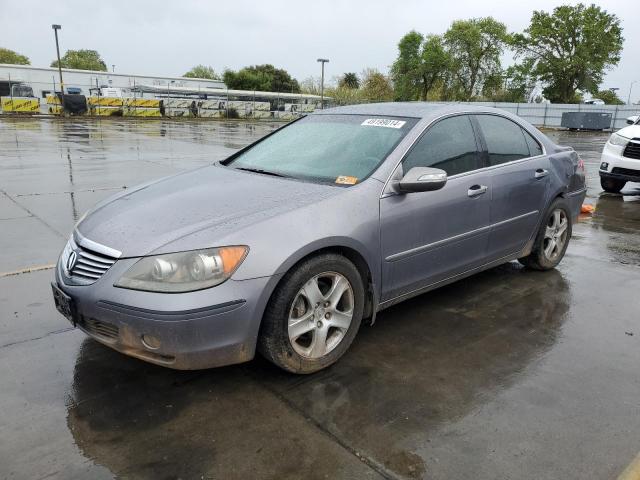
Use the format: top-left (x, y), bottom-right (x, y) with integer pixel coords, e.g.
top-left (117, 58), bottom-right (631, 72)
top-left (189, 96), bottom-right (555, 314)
top-left (577, 157), bottom-right (585, 172)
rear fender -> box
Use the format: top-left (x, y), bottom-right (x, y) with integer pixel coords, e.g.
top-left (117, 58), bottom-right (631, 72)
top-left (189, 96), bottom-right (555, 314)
top-left (522, 148), bottom-right (585, 255)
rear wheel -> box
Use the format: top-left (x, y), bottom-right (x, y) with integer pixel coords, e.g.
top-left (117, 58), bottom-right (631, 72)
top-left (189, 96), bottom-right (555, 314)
top-left (258, 254), bottom-right (364, 374)
top-left (600, 177), bottom-right (626, 193)
top-left (519, 198), bottom-right (572, 271)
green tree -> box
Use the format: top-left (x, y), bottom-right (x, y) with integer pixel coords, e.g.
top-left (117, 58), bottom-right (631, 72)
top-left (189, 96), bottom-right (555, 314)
top-left (391, 32), bottom-right (450, 101)
top-left (183, 65), bottom-right (219, 79)
top-left (300, 76), bottom-right (322, 95)
top-left (325, 85), bottom-right (362, 106)
top-left (444, 17), bottom-right (508, 100)
top-left (594, 89), bottom-right (624, 105)
top-left (360, 68), bottom-right (394, 102)
top-left (488, 59), bottom-right (537, 102)
top-left (512, 4), bottom-right (623, 104)
top-left (223, 64), bottom-right (300, 93)
top-left (504, 59), bottom-right (536, 102)
top-left (419, 35), bottom-right (450, 100)
top-left (51, 49), bottom-right (107, 71)
top-left (0, 48), bottom-right (30, 65)
top-left (390, 30), bottom-right (424, 100)
top-left (339, 72), bottom-right (360, 89)
top-left (481, 71), bottom-right (505, 99)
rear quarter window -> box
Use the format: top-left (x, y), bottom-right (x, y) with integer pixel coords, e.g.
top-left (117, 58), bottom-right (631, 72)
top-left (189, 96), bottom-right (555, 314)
top-left (522, 128), bottom-right (543, 157)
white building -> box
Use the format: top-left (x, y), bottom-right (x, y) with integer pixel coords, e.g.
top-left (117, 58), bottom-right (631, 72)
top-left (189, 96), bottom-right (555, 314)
top-left (0, 63), bottom-right (225, 99)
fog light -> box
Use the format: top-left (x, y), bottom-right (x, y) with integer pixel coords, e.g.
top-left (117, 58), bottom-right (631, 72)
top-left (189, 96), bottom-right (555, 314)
top-left (141, 334), bottom-right (161, 350)
top-left (600, 162), bottom-right (609, 170)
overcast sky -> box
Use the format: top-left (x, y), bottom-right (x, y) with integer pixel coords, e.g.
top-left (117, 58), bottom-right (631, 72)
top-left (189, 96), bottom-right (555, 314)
top-left (2, 0), bottom-right (638, 101)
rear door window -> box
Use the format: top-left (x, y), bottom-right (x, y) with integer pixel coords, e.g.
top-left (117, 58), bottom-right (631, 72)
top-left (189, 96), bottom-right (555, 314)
top-left (475, 115), bottom-right (531, 166)
top-left (402, 115), bottom-right (482, 176)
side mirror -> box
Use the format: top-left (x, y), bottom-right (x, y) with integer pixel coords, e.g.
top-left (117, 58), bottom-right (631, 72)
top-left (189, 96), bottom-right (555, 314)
top-left (398, 167), bottom-right (447, 193)
top-left (626, 115), bottom-right (639, 125)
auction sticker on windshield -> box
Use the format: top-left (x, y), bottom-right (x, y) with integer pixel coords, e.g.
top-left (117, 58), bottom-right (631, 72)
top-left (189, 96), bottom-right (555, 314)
top-left (361, 118), bottom-right (406, 129)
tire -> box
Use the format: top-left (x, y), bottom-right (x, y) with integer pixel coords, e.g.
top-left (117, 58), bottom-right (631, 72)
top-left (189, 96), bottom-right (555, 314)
top-left (600, 177), bottom-right (626, 193)
top-left (518, 198), bottom-right (572, 271)
top-left (258, 253), bottom-right (365, 374)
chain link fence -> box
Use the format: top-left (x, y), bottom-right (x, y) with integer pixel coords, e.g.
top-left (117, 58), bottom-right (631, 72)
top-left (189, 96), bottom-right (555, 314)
top-left (446, 101), bottom-right (640, 130)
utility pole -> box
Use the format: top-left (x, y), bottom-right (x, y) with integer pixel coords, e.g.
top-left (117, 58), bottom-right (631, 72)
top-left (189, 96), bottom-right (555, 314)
top-left (628, 80), bottom-right (638, 105)
top-left (317, 58), bottom-right (329, 109)
top-left (52, 25), bottom-right (64, 95)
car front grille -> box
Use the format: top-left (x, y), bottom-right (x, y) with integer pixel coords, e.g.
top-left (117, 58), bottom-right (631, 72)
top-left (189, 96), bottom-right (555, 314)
top-left (80, 316), bottom-right (119, 340)
top-left (62, 236), bottom-right (118, 284)
top-left (611, 167), bottom-right (640, 177)
top-left (623, 140), bottom-right (640, 160)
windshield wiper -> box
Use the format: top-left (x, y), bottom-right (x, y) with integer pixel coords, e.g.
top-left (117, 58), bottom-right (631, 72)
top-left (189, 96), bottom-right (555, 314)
top-left (235, 167), bottom-right (288, 178)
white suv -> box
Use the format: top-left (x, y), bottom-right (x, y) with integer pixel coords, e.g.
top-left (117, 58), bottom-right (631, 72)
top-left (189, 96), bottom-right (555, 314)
top-left (600, 115), bottom-right (640, 192)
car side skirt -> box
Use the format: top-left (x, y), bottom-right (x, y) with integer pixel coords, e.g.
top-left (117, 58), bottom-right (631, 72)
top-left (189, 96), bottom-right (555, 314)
top-left (377, 250), bottom-right (526, 312)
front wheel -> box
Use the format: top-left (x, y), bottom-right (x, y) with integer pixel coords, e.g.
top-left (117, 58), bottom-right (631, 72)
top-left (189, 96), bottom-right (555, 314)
top-left (519, 198), bottom-right (572, 271)
top-left (600, 176), bottom-right (626, 193)
top-left (258, 254), bottom-right (365, 374)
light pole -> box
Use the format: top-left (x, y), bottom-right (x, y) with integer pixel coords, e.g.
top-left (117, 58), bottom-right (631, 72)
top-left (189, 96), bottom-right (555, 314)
top-left (628, 80), bottom-right (639, 105)
top-left (317, 58), bottom-right (329, 109)
top-left (609, 87), bottom-right (620, 103)
top-left (52, 24), bottom-right (64, 94)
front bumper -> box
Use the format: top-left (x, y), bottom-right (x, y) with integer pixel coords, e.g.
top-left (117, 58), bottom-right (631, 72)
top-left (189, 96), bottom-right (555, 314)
top-left (599, 169), bottom-right (640, 183)
top-left (53, 257), bottom-right (279, 370)
top-left (600, 145), bottom-right (640, 182)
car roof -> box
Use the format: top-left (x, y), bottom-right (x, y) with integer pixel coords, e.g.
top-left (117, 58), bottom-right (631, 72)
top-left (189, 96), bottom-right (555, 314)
top-left (315, 102), bottom-right (506, 120)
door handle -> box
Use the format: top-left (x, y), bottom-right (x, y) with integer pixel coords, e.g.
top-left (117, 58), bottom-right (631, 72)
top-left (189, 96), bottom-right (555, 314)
top-left (467, 185), bottom-right (488, 197)
top-left (535, 168), bottom-right (549, 179)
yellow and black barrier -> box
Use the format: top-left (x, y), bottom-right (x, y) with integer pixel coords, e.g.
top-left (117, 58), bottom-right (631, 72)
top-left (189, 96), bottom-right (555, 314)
top-left (87, 96), bottom-right (124, 107)
top-left (45, 94), bottom-right (61, 105)
top-left (89, 106), bottom-right (123, 116)
top-left (1, 97), bottom-right (40, 113)
top-left (5, 95), bottom-right (299, 121)
top-left (124, 98), bottom-right (161, 108)
top-left (124, 107), bottom-right (162, 117)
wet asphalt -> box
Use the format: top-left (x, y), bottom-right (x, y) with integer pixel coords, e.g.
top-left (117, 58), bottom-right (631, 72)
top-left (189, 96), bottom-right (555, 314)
top-left (1, 117), bottom-right (639, 480)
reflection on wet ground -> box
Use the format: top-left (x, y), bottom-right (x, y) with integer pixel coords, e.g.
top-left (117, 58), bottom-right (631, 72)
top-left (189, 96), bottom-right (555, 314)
top-left (1, 118), bottom-right (640, 479)
top-left (0, 118), bottom-right (279, 272)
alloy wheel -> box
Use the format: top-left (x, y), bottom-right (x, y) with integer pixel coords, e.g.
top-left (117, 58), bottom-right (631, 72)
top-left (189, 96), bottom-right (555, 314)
top-left (543, 208), bottom-right (569, 261)
top-left (287, 272), bottom-right (354, 359)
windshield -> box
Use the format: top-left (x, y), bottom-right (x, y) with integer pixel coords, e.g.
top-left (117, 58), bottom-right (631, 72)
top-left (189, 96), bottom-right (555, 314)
top-left (226, 114), bottom-right (418, 184)
top-left (11, 84), bottom-right (34, 97)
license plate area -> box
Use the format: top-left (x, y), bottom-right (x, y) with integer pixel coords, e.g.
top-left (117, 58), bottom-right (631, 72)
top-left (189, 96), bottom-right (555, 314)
top-left (51, 282), bottom-right (76, 326)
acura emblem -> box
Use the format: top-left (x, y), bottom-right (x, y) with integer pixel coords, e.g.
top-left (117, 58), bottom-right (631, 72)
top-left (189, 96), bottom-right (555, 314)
top-left (66, 250), bottom-right (78, 272)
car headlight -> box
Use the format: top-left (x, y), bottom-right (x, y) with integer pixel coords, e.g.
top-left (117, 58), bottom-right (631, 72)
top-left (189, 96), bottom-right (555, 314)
top-left (608, 133), bottom-right (629, 147)
top-left (115, 246), bottom-right (248, 293)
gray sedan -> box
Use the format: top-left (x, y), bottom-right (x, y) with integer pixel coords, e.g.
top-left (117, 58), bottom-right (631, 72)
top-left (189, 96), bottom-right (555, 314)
top-left (52, 103), bottom-right (586, 373)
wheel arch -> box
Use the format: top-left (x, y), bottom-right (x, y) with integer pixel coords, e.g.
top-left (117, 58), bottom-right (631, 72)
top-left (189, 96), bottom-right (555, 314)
top-left (257, 239), bottom-right (379, 331)
top-left (521, 189), bottom-right (573, 258)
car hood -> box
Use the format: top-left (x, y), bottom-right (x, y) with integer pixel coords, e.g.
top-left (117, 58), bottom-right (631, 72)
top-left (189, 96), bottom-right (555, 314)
top-left (77, 164), bottom-right (341, 257)
top-left (618, 124), bottom-right (640, 139)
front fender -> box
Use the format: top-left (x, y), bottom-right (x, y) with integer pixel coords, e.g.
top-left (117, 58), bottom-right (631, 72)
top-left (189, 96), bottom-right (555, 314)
top-left (273, 236), bottom-right (380, 287)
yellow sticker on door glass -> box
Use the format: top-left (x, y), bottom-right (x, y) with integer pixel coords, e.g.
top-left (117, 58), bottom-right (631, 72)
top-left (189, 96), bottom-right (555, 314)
top-left (336, 175), bottom-right (358, 185)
